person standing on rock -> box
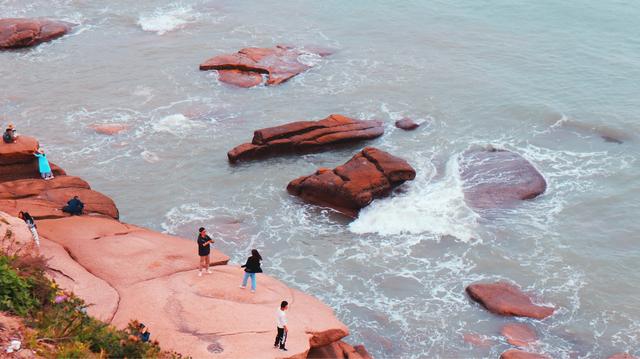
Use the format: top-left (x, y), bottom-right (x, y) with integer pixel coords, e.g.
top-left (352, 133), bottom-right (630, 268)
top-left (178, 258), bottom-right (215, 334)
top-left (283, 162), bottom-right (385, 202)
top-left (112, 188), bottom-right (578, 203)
top-left (18, 211), bottom-right (40, 247)
top-left (197, 227), bottom-right (214, 277)
top-left (33, 148), bottom-right (54, 180)
top-left (3, 123), bottom-right (18, 143)
top-left (240, 249), bottom-right (263, 293)
top-left (274, 300), bottom-right (288, 351)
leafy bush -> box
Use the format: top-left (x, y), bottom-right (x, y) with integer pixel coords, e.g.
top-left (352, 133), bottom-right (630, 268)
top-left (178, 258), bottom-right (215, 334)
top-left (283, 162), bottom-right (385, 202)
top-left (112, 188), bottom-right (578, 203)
top-left (0, 256), bottom-right (38, 315)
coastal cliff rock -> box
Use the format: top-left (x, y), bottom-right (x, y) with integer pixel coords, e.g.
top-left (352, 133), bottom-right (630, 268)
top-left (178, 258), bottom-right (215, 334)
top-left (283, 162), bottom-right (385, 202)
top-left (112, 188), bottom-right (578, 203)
top-left (466, 282), bottom-right (554, 319)
top-left (228, 114), bottom-right (384, 163)
top-left (287, 147), bottom-right (416, 217)
top-left (0, 135), bottom-right (66, 182)
top-left (0, 18), bottom-right (71, 49)
top-left (308, 340), bottom-right (373, 359)
top-left (501, 323), bottom-right (537, 347)
top-left (395, 118), bottom-right (419, 131)
top-left (458, 147), bottom-right (546, 209)
top-left (500, 349), bottom-right (551, 359)
top-left (200, 45), bottom-right (330, 87)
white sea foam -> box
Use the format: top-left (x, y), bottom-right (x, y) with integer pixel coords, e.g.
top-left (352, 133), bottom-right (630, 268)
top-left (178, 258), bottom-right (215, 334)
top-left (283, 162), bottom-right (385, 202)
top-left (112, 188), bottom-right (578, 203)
top-left (349, 155), bottom-right (479, 241)
top-left (152, 113), bottom-right (204, 135)
top-left (137, 5), bottom-right (197, 35)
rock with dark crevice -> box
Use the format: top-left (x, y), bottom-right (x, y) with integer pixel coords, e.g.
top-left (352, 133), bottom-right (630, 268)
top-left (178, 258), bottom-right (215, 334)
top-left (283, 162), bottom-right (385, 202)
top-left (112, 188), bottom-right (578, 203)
top-left (287, 147), bottom-right (415, 217)
top-left (0, 18), bottom-right (71, 49)
top-left (466, 282), bottom-right (554, 319)
top-left (228, 114), bottom-right (384, 163)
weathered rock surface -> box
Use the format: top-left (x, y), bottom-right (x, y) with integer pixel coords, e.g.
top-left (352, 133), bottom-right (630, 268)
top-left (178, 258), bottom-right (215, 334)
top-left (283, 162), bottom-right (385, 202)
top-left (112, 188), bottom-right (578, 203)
top-left (500, 349), bottom-right (551, 359)
top-left (0, 161), bottom-right (66, 182)
top-left (0, 135), bottom-right (39, 164)
top-left (0, 211), bottom-right (33, 253)
top-left (0, 18), bottom-right (71, 49)
top-left (287, 147), bottom-right (415, 217)
top-left (395, 118), bottom-right (419, 131)
top-left (308, 341), bottom-right (372, 359)
top-left (458, 147), bottom-right (546, 209)
top-left (228, 114), bottom-right (384, 163)
top-left (200, 45), bottom-right (330, 87)
top-left (112, 266), bottom-right (349, 359)
top-left (466, 282), bottom-right (554, 319)
top-left (89, 123), bottom-right (129, 135)
top-left (501, 323), bottom-right (537, 347)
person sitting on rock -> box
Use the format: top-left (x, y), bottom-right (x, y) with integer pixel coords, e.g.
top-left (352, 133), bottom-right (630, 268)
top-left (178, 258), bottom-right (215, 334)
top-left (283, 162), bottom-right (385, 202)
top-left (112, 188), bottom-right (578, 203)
top-left (138, 323), bottom-right (150, 342)
top-left (274, 301), bottom-right (288, 351)
top-left (197, 227), bottom-right (214, 277)
top-left (18, 211), bottom-right (40, 247)
top-left (240, 249), bottom-right (263, 293)
top-left (34, 148), bottom-right (54, 180)
top-left (62, 196), bottom-right (84, 215)
top-left (3, 123), bottom-right (17, 143)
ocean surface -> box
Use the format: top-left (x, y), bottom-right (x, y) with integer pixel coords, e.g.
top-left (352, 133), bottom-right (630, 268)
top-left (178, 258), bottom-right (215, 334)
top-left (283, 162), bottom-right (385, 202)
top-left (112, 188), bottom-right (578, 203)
top-left (1, 1), bottom-right (639, 358)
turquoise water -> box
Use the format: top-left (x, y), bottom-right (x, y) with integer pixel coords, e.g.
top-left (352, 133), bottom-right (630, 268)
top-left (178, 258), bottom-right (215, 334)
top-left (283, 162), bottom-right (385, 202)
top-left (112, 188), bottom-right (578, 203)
top-left (1, 1), bottom-right (639, 357)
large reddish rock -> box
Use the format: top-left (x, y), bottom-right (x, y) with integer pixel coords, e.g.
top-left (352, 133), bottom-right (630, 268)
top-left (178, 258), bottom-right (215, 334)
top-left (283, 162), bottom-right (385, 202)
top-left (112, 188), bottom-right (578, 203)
top-left (500, 349), bottom-right (551, 359)
top-left (228, 114), bottom-right (384, 162)
top-left (501, 323), bottom-right (537, 347)
top-left (0, 135), bottom-right (39, 164)
top-left (0, 18), bottom-right (71, 49)
top-left (0, 161), bottom-right (66, 182)
top-left (112, 265), bottom-right (349, 359)
top-left (395, 118), bottom-right (419, 131)
top-left (287, 147), bottom-right (415, 217)
top-left (200, 45), bottom-right (330, 87)
top-left (308, 341), bottom-right (372, 359)
top-left (458, 147), bottom-right (546, 209)
top-left (466, 282), bottom-right (554, 319)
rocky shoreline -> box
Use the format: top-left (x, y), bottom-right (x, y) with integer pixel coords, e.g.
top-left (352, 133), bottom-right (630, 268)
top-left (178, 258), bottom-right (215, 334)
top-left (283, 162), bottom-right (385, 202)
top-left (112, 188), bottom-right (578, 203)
top-left (0, 136), bottom-right (370, 359)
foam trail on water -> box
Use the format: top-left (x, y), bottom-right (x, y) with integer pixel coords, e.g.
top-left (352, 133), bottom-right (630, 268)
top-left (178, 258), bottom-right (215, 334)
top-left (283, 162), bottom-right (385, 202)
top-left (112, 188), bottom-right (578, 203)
top-left (350, 155), bottom-right (479, 241)
top-left (152, 113), bottom-right (204, 135)
top-left (137, 5), bottom-right (198, 35)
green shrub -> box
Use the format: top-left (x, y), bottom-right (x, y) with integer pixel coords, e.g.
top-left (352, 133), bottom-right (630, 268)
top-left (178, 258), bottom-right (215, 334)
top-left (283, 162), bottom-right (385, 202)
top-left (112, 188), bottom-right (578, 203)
top-left (0, 257), bottom-right (38, 315)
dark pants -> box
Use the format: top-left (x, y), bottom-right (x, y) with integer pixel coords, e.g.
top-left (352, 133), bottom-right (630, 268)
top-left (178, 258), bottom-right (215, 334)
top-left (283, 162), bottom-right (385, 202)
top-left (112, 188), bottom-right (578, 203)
top-left (274, 327), bottom-right (286, 349)
top-left (63, 206), bottom-right (82, 215)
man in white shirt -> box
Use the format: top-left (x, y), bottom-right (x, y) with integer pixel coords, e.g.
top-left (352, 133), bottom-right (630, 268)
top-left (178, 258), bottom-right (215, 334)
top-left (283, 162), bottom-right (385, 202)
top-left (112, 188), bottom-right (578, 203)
top-left (274, 300), bottom-right (288, 351)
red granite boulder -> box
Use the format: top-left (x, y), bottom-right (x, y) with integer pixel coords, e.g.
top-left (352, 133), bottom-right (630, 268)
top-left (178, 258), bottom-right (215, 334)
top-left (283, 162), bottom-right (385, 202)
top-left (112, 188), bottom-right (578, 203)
top-left (459, 147), bottom-right (546, 209)
top-left (200, 45), bottom-right (330, 87)
top-left (228, 114), bottom-right (384, 163)
top-left (466, 282), bottom-right (554, 319)
top-left (308, 341), bottom-right (373, 359)
top-left (501, 323), bottom-right (537, 347)
top-left (0, 18), bottom-right (71, 49)
top-left (395, 117), bottom-right (420, 130)
top-left (287, 147), bottom-right (416, 217)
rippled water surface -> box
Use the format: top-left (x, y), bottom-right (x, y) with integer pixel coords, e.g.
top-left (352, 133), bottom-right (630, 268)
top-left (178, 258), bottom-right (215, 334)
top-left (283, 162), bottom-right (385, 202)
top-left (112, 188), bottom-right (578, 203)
top-left (2, 1), bottom-right (639, 358)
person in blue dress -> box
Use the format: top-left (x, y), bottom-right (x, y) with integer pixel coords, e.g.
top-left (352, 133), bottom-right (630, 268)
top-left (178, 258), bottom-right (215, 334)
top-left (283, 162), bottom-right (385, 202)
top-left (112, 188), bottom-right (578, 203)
top-left (34, 148), bottom-right (54, 180)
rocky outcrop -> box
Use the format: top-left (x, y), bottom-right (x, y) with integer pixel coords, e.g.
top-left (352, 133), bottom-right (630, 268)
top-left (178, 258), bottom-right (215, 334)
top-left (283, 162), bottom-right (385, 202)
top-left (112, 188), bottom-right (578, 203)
top-left (466, 282), bottom-right (554, 319)
top-left (395, 118), bottom-right (419, 131)
top-left (308, 340), bottom-right (372, 359)
top-left (501, 323), bottom-right (537, 347)
top-left (228, 115), bottom-right (384, 163)
top-left (0, 135), bottom-right (65, 182)
top-left (200, 45), bottom-right (330, 87)
top-left (500, 349), bottom-right (551, 359)
top-left (0, 18), bottom-right (71, 49)
top-left (458, 147), bottom-right (546, 210)
top-left (287, 147), bottom-right (416, 217)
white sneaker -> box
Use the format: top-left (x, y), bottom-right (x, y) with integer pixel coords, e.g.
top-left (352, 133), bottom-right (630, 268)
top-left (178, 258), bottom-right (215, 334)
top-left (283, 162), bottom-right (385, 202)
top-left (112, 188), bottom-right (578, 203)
top-left (239, 285), bottom-right (246, 289)
top-left (198, 271), bottom-right (203, 277)
top-left (206, 269), bottom-right (213, 274)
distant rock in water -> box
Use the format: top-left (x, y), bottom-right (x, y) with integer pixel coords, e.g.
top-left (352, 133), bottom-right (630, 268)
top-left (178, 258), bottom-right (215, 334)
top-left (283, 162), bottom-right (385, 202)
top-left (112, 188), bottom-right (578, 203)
top-left (501, 323), bottom-right (537, 347)
top-left (0, 18), bottom-right (71, 49)
top-left (607, 353), bottom-right (638, 359)
top-left (89, 123), bottom-right (128, 135)
top-left (500, 349), bottom-right (551, 359)
top-left (227, 114), bottom-right (384, 163)
top-left (395, 117), bottom-right (420, 130)
top-left (199, 45), bottom-right (331, 87)
top-left (287, 147), bottom-right (416, 217)
top-left (466, 281), bottom-right (554, 319)
top-left (458, 147), bottom-right (546, 209)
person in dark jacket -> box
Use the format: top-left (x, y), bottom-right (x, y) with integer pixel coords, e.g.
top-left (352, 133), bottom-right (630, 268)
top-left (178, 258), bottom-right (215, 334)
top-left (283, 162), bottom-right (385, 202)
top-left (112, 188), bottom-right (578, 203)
top-left (240, 249), bottom-right (263, 292)
top-left (18, 211), bottom-right (40, 247)
top-left (138, 323), bottom-right (150, 342)
top-left (62, 196), bottom-right (84, 215)
top-left (3, 123), bottom-right (17, 143)
top-left (197, 227), bottom-right (214, 277)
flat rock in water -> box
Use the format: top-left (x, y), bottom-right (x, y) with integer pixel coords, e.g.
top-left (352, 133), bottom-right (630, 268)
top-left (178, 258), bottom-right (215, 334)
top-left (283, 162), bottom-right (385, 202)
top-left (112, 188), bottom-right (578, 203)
top-left (466, 282), bottom-right (554, 319)
top-left (501, 323), bottom-right (538, 347)
top-left (0, 18), bottom-right (71, 49)
top-left (89, 123), bottom-right (128, 135)
top-left (228, 114), bottom-right (384, 162)
top-left (200, 45), bottom-right (330, 87)
top-left (500, 349), bottom-right (552, 359)
top-left (458, 147), bottom-right (546, 209)
top-left (608, 354), bottom-right (638, 359)
top-left (395, 118), bottom-right (420, 130)
top-left (287, 147), bottom-right (416, 217)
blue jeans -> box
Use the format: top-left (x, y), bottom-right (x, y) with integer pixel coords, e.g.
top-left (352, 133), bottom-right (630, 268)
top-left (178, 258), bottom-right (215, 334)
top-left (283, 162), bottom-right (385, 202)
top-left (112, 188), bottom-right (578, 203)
top-left (242, 272), bottom-right (256, 290)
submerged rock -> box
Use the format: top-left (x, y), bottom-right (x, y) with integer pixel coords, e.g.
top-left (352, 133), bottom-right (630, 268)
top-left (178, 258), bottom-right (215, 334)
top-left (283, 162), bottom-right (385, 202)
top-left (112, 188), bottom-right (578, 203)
top-left (466, 282), bottom-right (554, 319)
top-left (200, 45), bottom-right (330, 87)
top-left (287, 147), bottom-right (416, 217)
top-left (395, 118), bottom-right (420, 131)
top-left (458, 147), bottom-right (546, 209)
top-left (607, 354), bottom-right (638, 359)
top-left (501, 323), bottom-right (537, 347)
top-left (228, 114), bottom-right (384, 162)
top-left (89, 123), bottom-right (129, 135)
top-left (500, 349), bottom-right (551, 359)
top-left (0, 18), bottom-right (71, 49)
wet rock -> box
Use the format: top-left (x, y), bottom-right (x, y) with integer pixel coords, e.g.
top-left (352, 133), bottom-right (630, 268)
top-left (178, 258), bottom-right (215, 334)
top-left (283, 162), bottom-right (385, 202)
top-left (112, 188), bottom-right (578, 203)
top-left (111, 265), bottom-right (349, 359)
top-left (458, 147), bottom-right (546, 209)
top-left (0, 18), bottom-right (71, 49)
top-left (607, 354), bottom-right (638, 359)
top-left (500, 349), bottom-right (551, 359)
top-left (200, 45), bottom-right (330, 87)
top-left (395, 117), bottom-right (420, 130)
top-left (89, 123), bottom-right (129, 135)
top-left (466, 282), bottom-right (554, 319)
top-left (287, 147), bottom-right (416, 217)
top-left (501, 323), bottom-right (537, 347)
top-left (217, 69), bottom-right (263, 88)
top-left (308, 341), bottom-right (373, 359)
top-left (463, 333), bottom-right (493, 348)
top-left (228, 114), bottom-right (384, 162)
